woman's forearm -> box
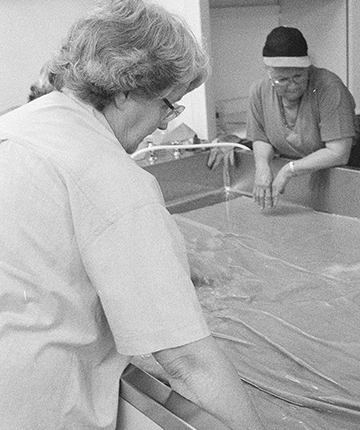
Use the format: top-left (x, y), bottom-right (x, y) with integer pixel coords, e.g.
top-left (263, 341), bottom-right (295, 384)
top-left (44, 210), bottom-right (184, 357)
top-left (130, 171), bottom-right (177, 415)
top-left (284, 138), bottom-right (352, 176)
top-left (154, 336), bottom-right (264, 430)
top-left (252, 140), bottom-right (275, 169)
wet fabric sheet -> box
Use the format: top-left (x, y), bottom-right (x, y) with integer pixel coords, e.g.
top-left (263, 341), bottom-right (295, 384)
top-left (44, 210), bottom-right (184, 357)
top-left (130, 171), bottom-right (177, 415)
top-left (174, 196), bottom-right (360, 430)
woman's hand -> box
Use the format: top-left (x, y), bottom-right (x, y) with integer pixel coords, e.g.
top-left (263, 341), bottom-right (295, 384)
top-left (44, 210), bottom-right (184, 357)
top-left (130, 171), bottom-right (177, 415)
top-left (207, 146), bottom-right (235, 170)
top-left (253, 164), bottom-right (274, 209)
top-left (271, 164), bottom-right (293, 207)
top-left (254, 163), bottom-right (292, 209)
top-left (252, 140), bottom-right (277, 208)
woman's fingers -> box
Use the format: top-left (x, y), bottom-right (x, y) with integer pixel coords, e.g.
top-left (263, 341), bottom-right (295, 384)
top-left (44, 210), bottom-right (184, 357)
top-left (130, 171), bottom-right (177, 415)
top-left (253, 185), bottom-right (273, 209)
top-left (207, 147), bottom-right (235, 170)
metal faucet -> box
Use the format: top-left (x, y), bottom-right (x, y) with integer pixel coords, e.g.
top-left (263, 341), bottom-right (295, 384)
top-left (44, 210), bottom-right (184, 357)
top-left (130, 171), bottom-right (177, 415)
top-left (171, 140), bottom-right (181, 159)
top-left (146, 140), bottom-right (157, 164)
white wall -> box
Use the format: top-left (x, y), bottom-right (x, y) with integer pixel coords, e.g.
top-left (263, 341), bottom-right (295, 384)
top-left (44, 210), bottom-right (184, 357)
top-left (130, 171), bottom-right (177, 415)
top-left (210, 5), bottom-right (279, 126)
top-left (279, 0), bottom-right (347, 84)
top-left (1, 0), bottom-right (356, 136)
top-left (0, 0), bottom-right (97, 113)
top-left (1, 0), bottom-right (213, 140)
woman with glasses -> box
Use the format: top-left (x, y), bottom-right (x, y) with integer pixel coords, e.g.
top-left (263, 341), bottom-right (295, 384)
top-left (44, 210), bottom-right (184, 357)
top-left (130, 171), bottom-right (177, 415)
top-left (249, 26), bottom-right (358, 209)
top-left (0, 1), bottom-right (265, 429)
top-left (208, 26), bottom-right (357, 209)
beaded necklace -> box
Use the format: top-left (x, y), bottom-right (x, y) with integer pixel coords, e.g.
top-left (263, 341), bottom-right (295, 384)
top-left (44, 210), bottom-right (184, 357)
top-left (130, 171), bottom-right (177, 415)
top-left (279, 96), bottom-right (301, 130)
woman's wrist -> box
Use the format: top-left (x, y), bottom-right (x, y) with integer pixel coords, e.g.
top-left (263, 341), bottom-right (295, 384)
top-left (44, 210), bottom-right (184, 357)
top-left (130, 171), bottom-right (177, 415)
top-left (254, 157), bottom-right (272, 171)
top-left (288, 161), bottom-right (298, 177)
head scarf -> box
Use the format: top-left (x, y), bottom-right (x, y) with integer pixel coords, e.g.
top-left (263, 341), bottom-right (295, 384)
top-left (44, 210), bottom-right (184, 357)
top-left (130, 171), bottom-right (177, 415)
top-left (263, 26), bottom-right (311, 67)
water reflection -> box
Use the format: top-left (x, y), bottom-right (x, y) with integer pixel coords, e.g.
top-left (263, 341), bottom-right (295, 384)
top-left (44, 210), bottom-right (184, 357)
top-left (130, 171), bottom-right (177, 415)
top-left (174, 197), bottom-right (360, 429)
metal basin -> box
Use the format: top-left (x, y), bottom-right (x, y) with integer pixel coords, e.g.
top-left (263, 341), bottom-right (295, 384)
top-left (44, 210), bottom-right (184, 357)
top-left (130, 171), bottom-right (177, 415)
top-left (118, 364), bottom-right (231, 430)
top-left (118, 149), bottom-right (360, 430)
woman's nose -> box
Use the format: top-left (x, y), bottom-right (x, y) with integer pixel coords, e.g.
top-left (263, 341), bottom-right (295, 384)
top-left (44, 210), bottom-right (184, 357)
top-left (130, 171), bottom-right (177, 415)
top-left (287, 79), bottom-right (298, 89)
top-left (158, 123), bottom-right (168, 131)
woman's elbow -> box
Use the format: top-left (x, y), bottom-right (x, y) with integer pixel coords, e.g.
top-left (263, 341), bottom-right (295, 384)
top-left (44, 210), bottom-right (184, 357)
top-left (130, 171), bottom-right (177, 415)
top-left (337, 145), bottom-right (353, 165)
top-left (325, 139), bottom-right (353, 166)
top-left (335, 151), bottom-right (351, 166)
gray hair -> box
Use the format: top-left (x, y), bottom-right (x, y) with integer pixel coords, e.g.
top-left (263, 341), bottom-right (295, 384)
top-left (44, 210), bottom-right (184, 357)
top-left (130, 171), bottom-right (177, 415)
top-left (49, 0), bottom-right (210, 110)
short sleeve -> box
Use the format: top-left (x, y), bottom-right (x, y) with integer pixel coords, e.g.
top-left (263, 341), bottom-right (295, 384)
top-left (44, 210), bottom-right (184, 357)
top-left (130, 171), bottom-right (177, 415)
top-left (81, 202), bottom-right (210, 356)
top-left (316, 73), bottom-right (357, 142)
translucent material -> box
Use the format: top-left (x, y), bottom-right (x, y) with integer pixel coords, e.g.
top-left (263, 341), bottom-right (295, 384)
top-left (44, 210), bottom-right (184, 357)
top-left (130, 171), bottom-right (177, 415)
top-left (173, 196), bottom-right (360, 430)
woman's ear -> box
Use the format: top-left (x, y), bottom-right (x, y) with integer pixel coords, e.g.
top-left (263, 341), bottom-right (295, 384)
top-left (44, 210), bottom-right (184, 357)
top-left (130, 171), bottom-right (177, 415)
top-left (113, 92), bottom-right (128, 110)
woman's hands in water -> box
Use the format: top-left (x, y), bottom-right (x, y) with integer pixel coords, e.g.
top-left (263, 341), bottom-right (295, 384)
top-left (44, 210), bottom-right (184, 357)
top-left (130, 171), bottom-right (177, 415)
top-left (271, 164), bottom-right (293, 205)
top-left (253, 164), bottom-right (274, 209)
top-left (253, 163), bottom-right (292, 209)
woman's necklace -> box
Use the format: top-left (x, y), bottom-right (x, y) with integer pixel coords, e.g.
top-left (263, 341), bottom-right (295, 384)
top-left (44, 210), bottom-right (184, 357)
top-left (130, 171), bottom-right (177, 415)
top-left (279, 97), bottom-right (301, 130)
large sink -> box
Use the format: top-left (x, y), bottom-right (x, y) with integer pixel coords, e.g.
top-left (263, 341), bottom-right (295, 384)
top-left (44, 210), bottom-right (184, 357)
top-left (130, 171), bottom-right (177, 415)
top-left (118, 148), bottom-right (360, 430)
top-left (143, 149), bottom-right (360, 218)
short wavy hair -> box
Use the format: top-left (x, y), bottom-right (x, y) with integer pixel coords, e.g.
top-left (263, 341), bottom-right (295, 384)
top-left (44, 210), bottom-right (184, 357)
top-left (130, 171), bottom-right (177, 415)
top-left (49, 0), bottom-right (210, 110)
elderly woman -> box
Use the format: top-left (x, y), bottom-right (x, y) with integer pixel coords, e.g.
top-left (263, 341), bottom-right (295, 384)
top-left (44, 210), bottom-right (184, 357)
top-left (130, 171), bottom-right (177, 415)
top-left (208, 26), bottom-right (358, 209)
top-left (250, 26), bottom-right (358, 209)
top-left (0, 1), bottom-right (264, 430)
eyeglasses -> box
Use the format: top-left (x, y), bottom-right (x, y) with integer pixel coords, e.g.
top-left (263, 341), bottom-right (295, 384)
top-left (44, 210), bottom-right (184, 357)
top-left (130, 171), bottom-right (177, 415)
top-left (271, 73), bottom-right (308, 87)
top-left (162, 98), bottom-right (185, 122)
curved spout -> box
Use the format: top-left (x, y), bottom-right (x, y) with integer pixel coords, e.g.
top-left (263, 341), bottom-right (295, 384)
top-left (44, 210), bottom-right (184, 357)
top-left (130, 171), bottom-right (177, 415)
top-left (130, 142), bottom-right (251, 159)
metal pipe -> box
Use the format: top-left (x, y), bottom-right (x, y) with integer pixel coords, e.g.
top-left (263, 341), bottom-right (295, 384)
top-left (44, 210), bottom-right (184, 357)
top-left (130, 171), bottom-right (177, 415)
top-left (131, 142), bottom-right (251, 159)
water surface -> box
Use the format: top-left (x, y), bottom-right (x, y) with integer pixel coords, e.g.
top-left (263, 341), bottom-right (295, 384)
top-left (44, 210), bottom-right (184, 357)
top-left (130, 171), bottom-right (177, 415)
top-left (174, 196), bottom-right (360, 430)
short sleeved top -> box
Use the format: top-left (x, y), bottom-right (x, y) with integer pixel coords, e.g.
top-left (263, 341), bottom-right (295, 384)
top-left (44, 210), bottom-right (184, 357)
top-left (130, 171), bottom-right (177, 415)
top-left (0, 92), bottom-right (209, 430)
top-left (246, 65), bottom-right (358, 158)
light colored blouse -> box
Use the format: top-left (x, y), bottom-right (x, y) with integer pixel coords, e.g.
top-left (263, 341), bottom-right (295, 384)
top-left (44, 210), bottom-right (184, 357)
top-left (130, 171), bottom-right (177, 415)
top-left (0, 92), bottom-right (209, 430)
top-left (246, 65), bottom-right (357, 158)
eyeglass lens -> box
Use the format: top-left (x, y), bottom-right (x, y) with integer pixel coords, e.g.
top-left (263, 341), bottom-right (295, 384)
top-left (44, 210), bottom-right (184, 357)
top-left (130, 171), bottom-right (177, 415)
top-left (162, 98), bottom-right (185, 121)
top-left (274, 74), bottom-right (307, 86)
